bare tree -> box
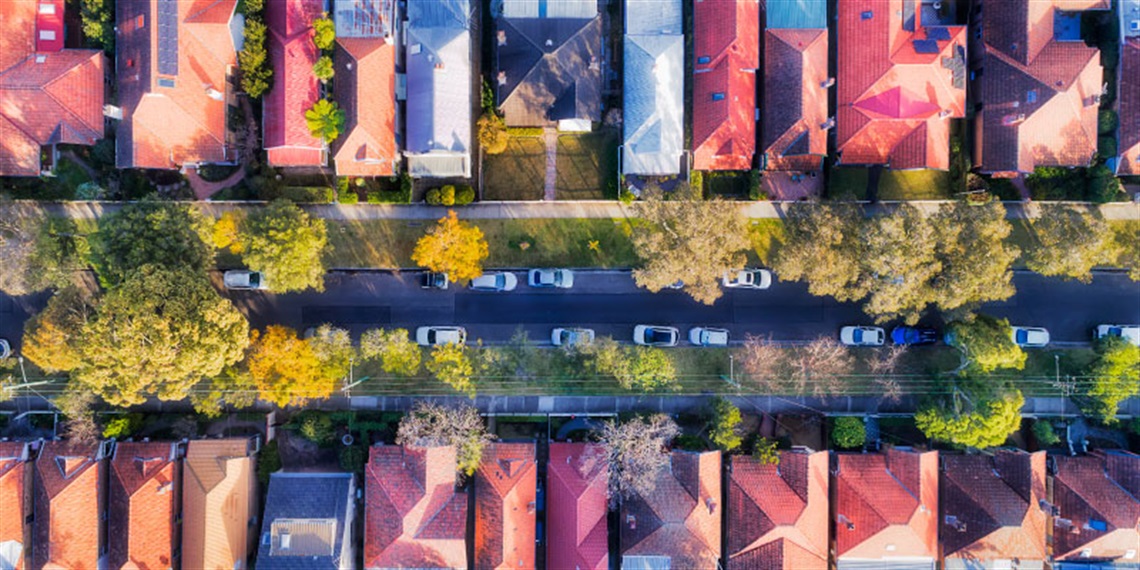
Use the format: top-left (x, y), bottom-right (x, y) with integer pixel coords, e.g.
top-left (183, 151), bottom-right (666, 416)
top-left (0, 215), bottom-right (36, 295)
top-left (788, 337), bottom-right (854, 397)
top-left (396, 402), bottom-right (496, 476)
top-left (54, 381), bottom-right (99, 445)
top-left (737, 335), bottom-right (788, 391)
top-left (593, 414), bottom-right (680, 508)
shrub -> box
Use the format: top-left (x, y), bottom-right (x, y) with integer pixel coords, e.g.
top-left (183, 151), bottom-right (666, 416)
top-left (312, 16), bottom-right (336, 51)
top-left (674, 434), bottom-right (708, 451)
top-left (257, 440), bottom-right (281, 485)
top-left (238, 18), bottom-right (272, 98)
top-left (748, 169), bottom-right (765, 200)
top-left (455, 185), bottom-right (476, 205)
top-left (425, 188), bottom-right (442, 205)
top-left (619, 188), bottom-right (636, 204)
top-left (752, 437), bottom-right (779, 465)
top-left (689, 170), bottom-right (704, 197)
top-left (297, 413), bottom-right (335, 446)
top-left (1032, 419), bottom-right (1061, 446)
top-left (1089, 165), bottom-right (1125, 203)
top-left (278, 186), bottom-right (334, 203)
top-left (481, 78), bottom-right (496, 112)
top-left (338, 445), bottom-right (366, 473)
top-left (439, 185), bottom-right (456, 206)
top-left (477, 113), bottom-right (509, 154)
top-left (101, 414), bottom-right (144, 439)
top-left (1098, 136), bottom-right (1117, 161)
top-left (312, 55), bottom-right (335, 83)
top-left (709, 398), bottom-right (743, 452)
top-left (831, 417), bottom-right (866, 449)
top-left (338, 188), bottom-right (359, 204)
top-left (399, 172), bottom-right (413, 198)
top-left (1099, 110), bottom-right (1118, 134)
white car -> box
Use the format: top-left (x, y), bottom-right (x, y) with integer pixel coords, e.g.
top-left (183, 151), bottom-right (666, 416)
top-left (1011, 326), bottom-right (1050, 348)
top-left (415, 326), bottom-right (467, 346)
top-left (723, 269), bottom-right (773, 290)
top-left (528, 269), bottom-right (574, 288)
top-left (1094, 324), bottom-right (1140, 346)
top-left (468, 272), bottom-right (518, 292)
top-left (689, 327), bottom-right (729, 347)
top-left (0, 339), bottom-right (10, 359)
top-left (552, 328), bottom-right (595, 347)
top-left (223, 270), bottom-right (268, 290)
top-left (840, 326), bottom-right (885, 347)
top-left (633, 325), bottom-right (679, 347)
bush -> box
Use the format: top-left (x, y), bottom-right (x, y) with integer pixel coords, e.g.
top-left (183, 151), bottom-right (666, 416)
top-left (481, 78), bottom-right (496, 113)
top-left (674, 434), bottom-right (709, 451)
top-left (752, 437), bottom-right (779, 465)
top-left (238, 18), bottom-right (272, 98)
top-left (257, 440), bottom-right (281, 486)
top-left (1099, 136), bottom-right (1117, 161)
top-left (477, 113), bottom-right (509, 155)
top-left (455, 185), bottom-right (476, 205)
top-left (831, 417), bottom-right (866, 449)
top-left (690, 170), bottom-right (704, 197)
top-left (277, 186), bottom-right (334, 203)
top-left (1099, 110), bottom-right (1118, 134)
top-left (506, 127), bottom-right (545, 137)
top-left (1032, 419), bottom-right (1061, 446)
top-left (1088, 165), bottom-right (1125, 203)
top-left (101, 413), bottom-right (144, 439)
top-left (338, 445), bottom-right (366, 473)
top-left (425, 188), bottom-right (442, 205)
top-left (748, 169), bottom-right (765, 200)
top-left (297, 413), bottom-right (335, 446)
top-left (338, 188), bottom-right (359, 204)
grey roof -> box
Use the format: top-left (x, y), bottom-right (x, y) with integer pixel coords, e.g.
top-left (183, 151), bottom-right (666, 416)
top-left (333, 0), bottom-right (396, 39)
top-left (625, 0), bottom-right (682, 36)
top-left (765, 0), bottom-right (827, 29)
top-left (499, 0), bottom-right (597, 18)
top-left (496, 15), bottom-right (602, 126)
top-left (622, 32), bottom-right (684, 175)
top-left (256, 473), bottom-right (355, 570)
top-left (405, 0), bottom-right (472, 178)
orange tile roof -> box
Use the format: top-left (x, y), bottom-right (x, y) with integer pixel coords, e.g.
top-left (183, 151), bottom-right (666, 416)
top-left (836, 0), bottom-right (965, 170)
top-left (116, 0), bottom-right (238, 169)
top-left (108, 441), bottom-right (178, 570)
top-left (262, 0), bottom-right (325, 167)
top-left (0, 442), bottom-right (30, 570)
top-left (181, 439), bottom-right (256, 570)
top-left (1052, 451), bottom-right (1140, 562)
top-left (32, 440), bottom-right (103, 570)
top-left (364, 445), bottom-right (468, 569)
top-left (762, 26), bottom-right (828, 172)
top-left (834, 448), bottom-right (938, 563)
top-left (546, 443), bottom-right (608, 570)
top-left (620, 450), bottom-right (721, 568)
top-left (332, 37), bottom-right (397, 177)
top-left (727, 451), bottom-right (828, 570)
top-left (1116, 38), bottom-right (1140, 176)
top-left (692, 0), bottom-right (759, 171)
top-left (475, 442), bottom-right (537, 570)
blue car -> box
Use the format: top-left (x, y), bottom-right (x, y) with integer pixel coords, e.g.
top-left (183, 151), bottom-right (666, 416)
top-left (891, 326), bottom-right (938, 346)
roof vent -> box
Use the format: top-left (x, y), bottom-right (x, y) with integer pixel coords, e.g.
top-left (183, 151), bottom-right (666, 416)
top-left (821, 77), bottom-right (835, 89)
top-left (861, 10), bottom-right (873, 19)
top-left (939, 109), bottom-right (952, 118)
top-left (838, 514), bottom-right (855, 530)
top-left (706, 498), bottom-right (717, 513)
top-left (498, 71), bottom-right (506, 85)
top-left (545, 39), bottom-right (553, 47)
top-left (206, 87), bottom-right (224, 101)
top-left (156, 481), bottom-right (173, 494)
top-left (410, 43), bottom-right (422, 55)
top-left (712, 92), bottom-right (725, 101)
top-left (497, 30), bottom-right (506, 45)
top-left (886, 544), bottom-right (896, 552)
top-left (527, 501), bottom-right (536, 514)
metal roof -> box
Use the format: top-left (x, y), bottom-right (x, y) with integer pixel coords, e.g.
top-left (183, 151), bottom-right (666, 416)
top-left (625, 0), bottom-right (681, 36)
top-left (405, 0), bottom-right (472, 177)
top-left (765, 0), bottom-right (827, 29)
top-left (256, 473), bottom-right (355, 570)
top-left (622, 32), bottom-right (683, 175)
top-left (499, 0), bottom-right (596, 18)
top-left (333, 0), bottom-right (395, 39)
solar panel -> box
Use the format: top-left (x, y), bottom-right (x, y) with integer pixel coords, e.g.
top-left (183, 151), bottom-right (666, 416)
top-left (913, 39), bottom-right (940, 54)
top-left (926, 27), bottom-right (951, 41)
top-left (157, 0), bottom-right (179, 76)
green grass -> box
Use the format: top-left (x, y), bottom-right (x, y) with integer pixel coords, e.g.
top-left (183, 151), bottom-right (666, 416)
top-left (878, 169), bottom-right (953, 200)
top-left (828, 166), bottom-right (869, 200)
top-left (482, 137), bottom-right (546, 201)
top-left (556, 130), bottom-right (619, 200)
top-left (747, 219), bottom-right (786, 266)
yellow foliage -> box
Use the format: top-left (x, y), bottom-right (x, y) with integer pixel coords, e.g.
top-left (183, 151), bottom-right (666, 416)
top-left (213, 211), bottom-right (244, 253)
top-left (412, 210), bottom-right (489, 282)
top-left (247, 326), bottom-right (333, 407)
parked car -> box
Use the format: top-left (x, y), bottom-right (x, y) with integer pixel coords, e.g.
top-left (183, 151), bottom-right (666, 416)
top-left (415, 326), bottom-right (467, 346)
top-left (421, 272), bottom-right (449, 290)
top-left (469, 272), bottom-right (518, 292)
top-left (689, 327), bottom-right (729, 347)
top-left (633, 325), bottom-right (679, 347)
top-left (528, 268), bottom-right (574, 288)
top-left (1094, 324), bottom-right (1140, 346)
top-left (840, 326), bottom-right (885, 347)
top-left (0, 339), bottom-right (10, 360)
top-left (722, 268), bottom-right (772, 290)
top-left (552, 327), bottom-right (595, 347)
top-left (665, 280), bottom-right (684, 290)
top-left (890, 326), bottom-right (938, 346)
top-left (222, 270), bottom-right (268, 290)
top-left (1011, 326), bottom-right (1050, 348)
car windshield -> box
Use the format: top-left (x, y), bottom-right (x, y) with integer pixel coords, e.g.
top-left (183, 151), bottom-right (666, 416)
top-left (852, 330), bottom-right (864, 343)
top-left (427, 330), bottom-right (437, 344)
top-left (494, 275), bottom-right (505, 287)
top-left (1016, 330), bottom-right (1028, 344)
top-left (649, 330), bottom-right (670, 343)
top-left (248, 273), bottom-right (260, 287)
top-left (561, 331), bottom-right (576, 343)
top-left (1110, 327), bottom-right (1123, 336)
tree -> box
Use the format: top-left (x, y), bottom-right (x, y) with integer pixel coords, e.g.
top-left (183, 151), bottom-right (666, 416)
top-left (1032, 420), bottom-right (1061, 446)
top-left (1026, 206), bottom-right (1119, 283)
top-left (190, 366), bottom-right (258, 418)
top-left (428, 344), bottom-right (476, 396)
top-left (595, 414), bottom-right (680, 507)
top-left (773, 203), bottom-right (867, 302)
top-left (752, 437), bottom-right (780, 465)
top-left (916, 389), bottom-right (1024, 449)
top-left (73, 266), bottom-right (249, 406)
top-left (308, 324), bottom-right (355, 381)
top-left (396, 402), bottom-right (496, 476)
top-left (831, 417), bottom-right (866, 449)
top-left (785, 337), bottom-right (854, 397)
top-left (90, 201), bottom-right (213, 286)
top-left (54, 381), bottom-right (99, 445)
top-left (238, 18), bottom-right (273, 98)
top-left (412, 211), bottom-right (489, 282)
top-left (312, 55), bottom-right (334, 83)
top-left (947, 315), bottom-right (1026, 373)
top-left (1082, 336), bottom-right (1140, 424)
top-left (709, 398), bottom-right (743, 452)
top-left (212, 211), bottom-right (244, 253)
top-left (927, 202), bottom-right (1019, 315)
top-left (630, 190), bottom-right (750, 305)
top-left (859, 204), bottom-right (941, 324)
top-left (28, 218), bottom-right (90, 291)
top-left (238, 200), bottom-right (329, 292)
top-left (305, 99), bottom-right (347, 144)
top-left (582, 338), bottom-right (677, 392)
top-left (312, 16), bottom-right (336, 50)
top-left (360, 328), bottom-right (422, 376)
top-left (21, 286), bottom-right (96, 374)
top-left (477, 112), bottom-right (509, 154)
top-left (0, 216), bottom-right (36, 295)
top-left (247, 325), bottom-right (333, 407)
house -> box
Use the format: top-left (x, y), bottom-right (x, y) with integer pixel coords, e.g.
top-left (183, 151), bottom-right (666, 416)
top-left (257, 472), bottom-right (356, 570)
top-left (181, 438), bottom-right (258, 570)
top-left (364, 445), bottom-right (467, 569)
top-left (475, 442), bottom-right (537, 570)
top-left (762, 0), bottom-right (829, 172)
top-left (727, 450), bottom-right (829, 570)
top-left (972, 0), bottom-right (1107, 176)
top-left (620, 450), bottom-right (721, 569)
top-left (32, 440), bottom-right (105, 570)
top-left (108, 441), bottom-right (179, 570)
top-left (833, 447), bottom-right (938, 569)
top-left (940, 450), bottom-right (1047, 570)
top-left (1117, 37), bottom-right (1140, 176)
top-left (263, 0), bottom-right (326, 167)
top-left (494, 0), bottom-right (602, 130)
top-left (1051, 450), bottom-right (1140, 566)
top-left (332, 0), bottom-right (398, 177)
top-left (692, 0), bottom-right (758, 171)
top-left (836, 0), bottom-right (966, 170)
top-left (115, 0), bottom-right (238, 169)
top-left (621, 0), bottom-right (684, 176)
top-left (0, 0), bottom-right (105, 177)
top-left (546, 443), bottom-right (608, 570)
top-left (0, 441), bottom-right (32, 570)
top-left (404, 0), bottom-right (472, 179)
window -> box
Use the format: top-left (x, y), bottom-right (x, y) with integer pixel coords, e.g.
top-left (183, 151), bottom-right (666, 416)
top-left (1026, 90), bottom-right (1037, 104)
top-left (38, 30), bottom-right (56, 41)
top-left (712, 92), bottom-right (725, 101)
top-left (38, 2), bottom-right (55, 14)
top-left (697, 56), bottom-right (710, 64)
top-left (157, 77), bottom-right (176, 88)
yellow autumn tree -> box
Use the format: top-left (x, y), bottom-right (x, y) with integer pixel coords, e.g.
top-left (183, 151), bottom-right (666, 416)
top-left (247, 325), bottom-right (333, 407)
top-left (412, 210), bottom-right (488, 282)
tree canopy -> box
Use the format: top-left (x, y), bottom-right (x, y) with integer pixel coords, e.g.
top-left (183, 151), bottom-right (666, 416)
top-left (709, 398), bottom-right (743, 451)
top-left (947, 315), bottom-right (1026, 373)
top-left (305, 99), bottom-right (347, 143)
top-left (1026, 206), bottom-right (1119, 283)
top-left (238, 17), bottom-right (272, 98)
top-left (412, 211), bottom-right (489, 282)
top-left (595, 414), bottom-right (679, 507)
top-left (396, 402), bottom-right (496, 476)
top-left (311, 16), bottom-right (336, 50)
top-left (831, 417), bottom-right (866, 449)
top-left (477, 112), bottom-right (509, 155)
top-left (1082, 336), bottom-right (1140, 424)
top-left (90, 201), bottom-right (213, 286)
top-left (582, 337), bottom-right (678, 392)
top-left (738, 336), bottom-right (853, 396)
top-left (427, 344), bottom-right (476, 396)
top-left (772, 203), bottom-right (866, 302)
top-left (238, 200), bottom-right (329, 292)
top-left (247, 325), bottom-right (334, 407)
top-left (29, 218), bottom-right (90, 291)
top-left (21, 286), bottom-right (96, 374)
top-left (312, 55), bottom-right (334, 83)
top-left (916, 388), bottom-right (1024, 449)
top-left (360, 328), bottom-right (422, 376)
top-left (307, 324), bottom-right (355, 381)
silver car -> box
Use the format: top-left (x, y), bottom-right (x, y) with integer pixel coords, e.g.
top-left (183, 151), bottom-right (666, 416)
top-left (689, 327), bottom-right (729, 347)
top-left (415, 326), bottom-right (467, 346)
top-left (1011, 326), bottom-right (1050, 348)
top-left (223, 270), bottom-right (268, 290)
top-left (1094, 324), bottom-right (1140, 346)
top-left (723, 269), bottom-right (773, 290)
top-left (468, 272), bottom-right (518, 292)
top-left (633, 325), bottom-right (680, 347)
top-left (840, 326), bottom-right (885, 347)
top-left (528, 268), bottom-right (574, 288)
top-left (552, 328), bottom-right (595, 347)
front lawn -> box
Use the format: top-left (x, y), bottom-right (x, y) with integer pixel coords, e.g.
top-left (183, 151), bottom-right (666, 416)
top-left (482, 136), bottom-right (546, 201)
top-left (827, 165), bottom-right (869, 200)
top-left (878, 169), bottom-right (953, 200)
top-left (556, 130), bottom-right (619, 200)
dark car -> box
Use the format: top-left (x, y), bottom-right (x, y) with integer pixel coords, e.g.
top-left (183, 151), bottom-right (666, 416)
top-left (421, 272), bottom-right (449, 290)
top-left (890, 326), bottom-right (938, 346)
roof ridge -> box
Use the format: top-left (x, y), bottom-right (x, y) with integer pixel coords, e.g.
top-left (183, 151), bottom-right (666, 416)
top-left (41, 60), bottom-right (102, 136)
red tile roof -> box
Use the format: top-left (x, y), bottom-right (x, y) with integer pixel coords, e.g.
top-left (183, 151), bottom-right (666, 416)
top-left (834, 448), bottom-right (938, 562)
top-left (620, 450), bottom-right (722, 568)
top-left (1052, 451), bottom-right (1140, 562)
top-left (973, 0), bottom-right (1105, 175)
top-left (727, 451), bottom-right (828, 570)
top-left (115, 0), bottom-right (238, 169)
top-left (365, 445), bottom-right (468, 569)
top-left (332, 37), bottom-right (397, 177)
top-left (546, 443), bottom-right (609, 570)
top-left (263, 0), bottom-right (325, 167)
top-left (940, 450), bottom-right (1047, 565)
top-left (32, 440), bottom-right (103, 570)
top-left (475, 442), bottom-right (537, 570)
top-left (692, 0), bottom-right (759, 171)
top-left (762, 26), bottom-right (828, 172)
top-left (108, 441), bottom-right (177, 570)
top-left (836, 0), bottom-right (965, 170)
top-left (1117, 38), bottom-right (1140, 176)
top-left (0, 442), bottom-right (30, 570)
top-left (0, 0), bottom-right (105, 176)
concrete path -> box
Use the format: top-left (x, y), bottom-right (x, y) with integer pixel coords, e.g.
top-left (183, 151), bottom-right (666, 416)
top-left (543, 127), bottom-right (557, 201)
top-left (184, 166), bottom-right (245, 200)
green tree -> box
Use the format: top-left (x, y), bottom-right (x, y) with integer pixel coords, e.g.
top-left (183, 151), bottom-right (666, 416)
top-left (308, 324), bottom-right (355, 381)
top-left (477, 112), bottom-right (509, 154)
top-left (73, 265), bottom-right (250, 406)
top-left (305, 99), bottom-right (347, 143)
top-left (312, 55), bottom-right (334, 83)
top-left (396, 402), bottom-right (496, 476)
top-left (752, 437), bottom-right (780, 465)
top-left (1027, 206), bottom-right (1119, 283)
top-left (860, 204), bottom-right (941, 324)
top-left (709, 398), bottom-right (743, 452)
top-left (773, 203), bottom-right (867, 302)
top-left (427, 344), bottom-right (475, 396)
top-left (238, 18), bottom-right (273, 98)
top-left (831, 417), bottom-right (866, 449)
top-left (0, 216), bottom-right (37, 295)
top-left (927, 201), bottom-right (1019, 315)
top-left (412, 211), bottom-right (489, 282)
top-left (21, 286), bottom-right (96, 374)
top-left (312, 16), bottom-right (336, 50)
top-left (583, 338), bottom-right (677, 392)
top-left (28, 218), bottom-right (90, 291)
top-left (90, 201), bottom-right (213, 287)
top-left (190, 366), bottom-right (258, 418)
top-left (1082, 336), bottom-right (1140, 424)
top-left (247, 325), bottom-right (333, 407)
top-left (946, 315), bottom-right (1026, 373)
top-left (1032, 420), bottom-right (1061, 446)
top-left (916, 389), bottom-right (1024, 449)
top-left (238, 200), bottom-right (329, 292)
top-left (360, 328), bottom-right (422, 376)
